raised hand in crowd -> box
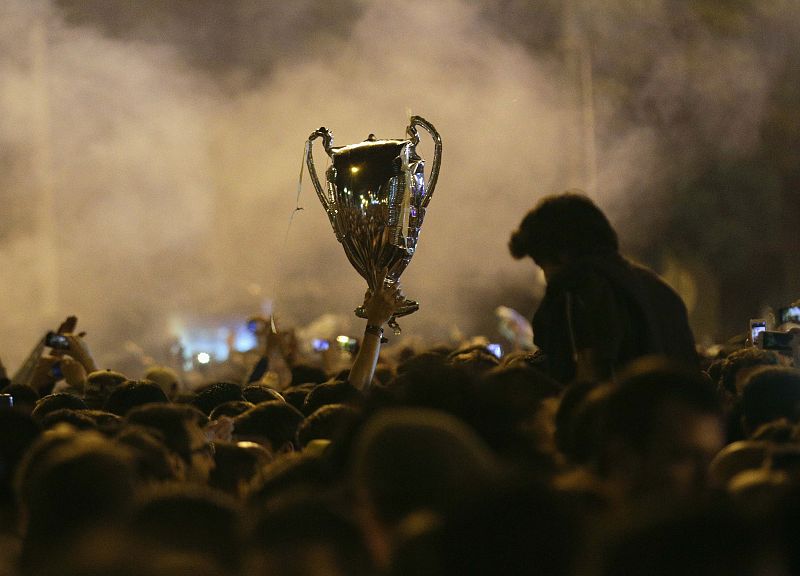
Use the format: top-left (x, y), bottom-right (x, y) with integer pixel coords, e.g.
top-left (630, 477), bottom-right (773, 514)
top-left (348, 279), bottom-right (405, 391)
top-left (28, 332), bottom-right (98, 395)
top-left (60, 333), bottom-right (98, 374)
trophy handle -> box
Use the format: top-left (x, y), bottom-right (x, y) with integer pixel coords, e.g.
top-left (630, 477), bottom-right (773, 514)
top-left (306, 127), bottom-right (335, 211)
top-left (407, 116), bottom-right (442, 209)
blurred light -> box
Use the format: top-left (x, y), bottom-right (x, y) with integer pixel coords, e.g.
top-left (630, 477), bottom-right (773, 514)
top-left (486, 343), bottom-right (503, 358)
top-left (350, 166), bottom-right (360, 174)
top-left (312, 338), bottom-right (330, 351)
top-left (336, 335), bottom-right (350, 344)
top-left (236, 441), bottom-right (263, 450)
top-left (233, 325), bottom-right (258, 352)
top-left (196, 352), bottom-right (211, 364)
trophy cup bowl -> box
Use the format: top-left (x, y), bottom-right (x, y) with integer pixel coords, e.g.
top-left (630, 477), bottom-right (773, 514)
top-left (306, 116), bottom-right (442, 333)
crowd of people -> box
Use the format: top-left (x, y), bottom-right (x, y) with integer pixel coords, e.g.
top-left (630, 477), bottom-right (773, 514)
top-left (1, 191), bottom-right (800, 576)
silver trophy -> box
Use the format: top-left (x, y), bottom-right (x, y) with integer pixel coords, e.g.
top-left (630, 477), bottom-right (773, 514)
top-left (306, 116), bottom-right (442, 333)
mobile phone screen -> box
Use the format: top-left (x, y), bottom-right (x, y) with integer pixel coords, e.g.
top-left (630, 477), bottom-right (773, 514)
top-left (779, 306), bottom-right (800, 325)
top-left (750, 320), bottom-right (767, 346)
top-left (45, 332), bottom-right (70, 350)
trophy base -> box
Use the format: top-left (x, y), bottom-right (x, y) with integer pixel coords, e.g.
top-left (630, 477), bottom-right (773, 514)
top-left (355, 299), bottom-right (419, 335)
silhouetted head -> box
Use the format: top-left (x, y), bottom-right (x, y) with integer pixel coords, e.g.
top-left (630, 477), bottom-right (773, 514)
top-left (599, 357), bottom-right (723, 500)
top-left (242, 384), bottom-right (284, 405)
top-left (353, 408), bottom-right (498, 527)
top-left (18, 432), bottom-right (136, 573)
top-left (233, 400), bottom-right (305, 455)
top-left (126, 404), bottom-right (213, 483)
top-left (209, 400), bottom-right (255, 420)
top-left (741, 367), bottom-right (800, 434)
top-left (302, 381), bottom-right (363, 416)
top-left (84, 370), bottom-right (128, 410)
top-left (143, 366), bottom-right (182, 399)
top-left (246, 493), bottom-right (370, 576)
top-left (509, 191), bottom-right (618, 273)
top-left (40, 409), bottom-right (97, 431)
top-left (297, 403), bottom-right (359, 448)
top-left (114, 425), bottom-right (178, 485)
top-left (31, 393), bottom-right (88, 422)
top-left (352, 408), bottom-right (499, 570)
top-left (104, 380), bottom-right (168, 416)
top-left (208, 440), bottom-right (271, 497)
top-left (130, 485), bottom-right (243, 571)
top-left (191, 381), bottom-right (244, 416)
top-left (719, 348), bottom-right (781, 396)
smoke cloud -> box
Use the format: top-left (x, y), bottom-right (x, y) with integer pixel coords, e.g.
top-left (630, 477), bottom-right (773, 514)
top-left (0, 0), bottom-right (796, 370)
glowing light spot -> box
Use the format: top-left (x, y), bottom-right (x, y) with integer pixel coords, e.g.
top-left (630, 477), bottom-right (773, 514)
top-left (350, 166), bottom-right (360, 174)
top-left (336, 335), bottom-right (350, 344)
top-left (196, 352), bottom-right (211, 364)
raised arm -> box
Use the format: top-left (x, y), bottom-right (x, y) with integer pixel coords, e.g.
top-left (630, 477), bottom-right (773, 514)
top-left (348, 282), bottom-right (404, 391)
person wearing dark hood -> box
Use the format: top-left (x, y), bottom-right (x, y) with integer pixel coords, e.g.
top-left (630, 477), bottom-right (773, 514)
top-left (509, 191), bottom-right (698, 383)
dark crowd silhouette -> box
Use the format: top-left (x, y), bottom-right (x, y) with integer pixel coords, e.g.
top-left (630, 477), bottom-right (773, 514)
top-left (1, 191), bottom-right (800, 576)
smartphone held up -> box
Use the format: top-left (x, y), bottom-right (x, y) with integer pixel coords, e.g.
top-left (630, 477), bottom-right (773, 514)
top-left (749, 319), bottom-right (767, 347)
top-left (44, 332), bottom-right (70, 351)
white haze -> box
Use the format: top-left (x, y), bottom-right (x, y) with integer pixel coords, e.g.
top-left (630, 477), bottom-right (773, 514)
top-left (0, 0), bottom-right (794, 371)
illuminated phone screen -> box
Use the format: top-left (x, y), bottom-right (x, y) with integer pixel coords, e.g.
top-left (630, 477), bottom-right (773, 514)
top-left (750, 320), bottom-right (767, 346)
top-left (779, 306), bottom-right (800, 325)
